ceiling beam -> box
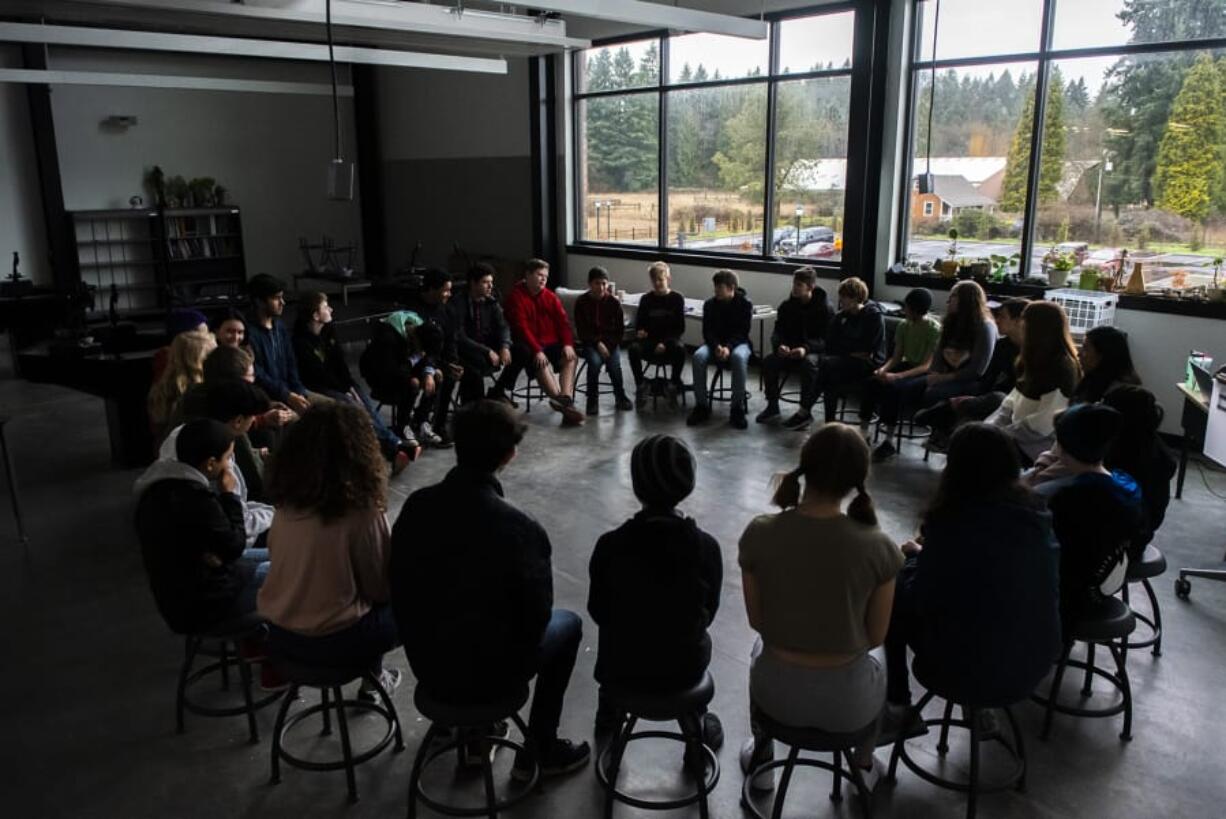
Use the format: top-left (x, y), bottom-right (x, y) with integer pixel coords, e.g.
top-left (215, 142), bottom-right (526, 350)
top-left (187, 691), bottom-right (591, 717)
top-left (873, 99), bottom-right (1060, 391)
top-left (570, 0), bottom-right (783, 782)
top-left (509, 1), bottom-right (768, 40)
top-left (0, 22), bottom-right (509, 73)
top-left (52, 0), bottom-right (591, 50)
top-left (0, 68), bottom-right (355, 95)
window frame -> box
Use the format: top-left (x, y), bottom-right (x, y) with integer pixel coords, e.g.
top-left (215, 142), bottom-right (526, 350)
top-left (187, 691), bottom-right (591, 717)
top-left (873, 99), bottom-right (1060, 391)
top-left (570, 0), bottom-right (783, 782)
top-left (895, 0), bottom-right (1226, 310)
top-left (568, 3), bottom-right (870, 281)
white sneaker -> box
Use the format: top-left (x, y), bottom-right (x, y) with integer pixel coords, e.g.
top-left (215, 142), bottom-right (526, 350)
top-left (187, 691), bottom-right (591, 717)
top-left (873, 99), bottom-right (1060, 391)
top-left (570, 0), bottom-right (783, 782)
top-left (417, 421), bottom-right (443, 446)
top-left (855, 754), bottom-right (887, 791)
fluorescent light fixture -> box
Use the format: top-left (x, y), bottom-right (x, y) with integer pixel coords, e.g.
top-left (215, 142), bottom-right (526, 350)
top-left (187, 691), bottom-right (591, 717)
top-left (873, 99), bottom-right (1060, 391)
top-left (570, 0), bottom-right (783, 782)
top-left (0, 22), bottom-right (508, 74)
top-left (512, 1), bottom-right (768, 39)
top-left (0, 68), bottom-right (355, 96)
top-left (58, 0), bottom-right (590, 50)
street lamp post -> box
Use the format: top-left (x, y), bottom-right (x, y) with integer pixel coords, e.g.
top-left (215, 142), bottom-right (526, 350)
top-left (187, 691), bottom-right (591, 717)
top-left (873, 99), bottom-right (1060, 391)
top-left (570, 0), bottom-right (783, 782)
top-left (794, 205), bottom-right (804, 254)
top-left (1094, 150), bottom-right (1113, 244)
top-left (594, 201), bottom-right (602, 240)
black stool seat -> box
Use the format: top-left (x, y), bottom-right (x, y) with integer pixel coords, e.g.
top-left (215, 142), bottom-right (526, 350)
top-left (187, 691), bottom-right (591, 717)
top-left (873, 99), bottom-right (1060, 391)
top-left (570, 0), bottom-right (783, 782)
top-left (1126, 545), bottom-right (1166, 580)
top-left (598, 671), bottom-right (720, 819)
top-left (415, 685), bottom-right (530, 727)
top-left (176, 615), bottom-right (282, 744)
top-left (1069, 597), bottom-right (1136, 643)
top-left (406, 684), bottom-right (538, 819)
top-left (603, 673), bottom-right (714, 722)
top-left (268, 656), bottom-right (404, 804)
top-left (743, 708), bottom-right (876, 819)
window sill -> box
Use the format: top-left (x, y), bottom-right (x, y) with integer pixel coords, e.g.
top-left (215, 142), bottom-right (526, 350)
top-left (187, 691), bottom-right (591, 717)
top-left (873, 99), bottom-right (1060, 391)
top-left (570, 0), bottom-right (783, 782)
top-left (883, 271), bottom-right (1226, 320)
top-left (567, 242), bottom-right (844, 279)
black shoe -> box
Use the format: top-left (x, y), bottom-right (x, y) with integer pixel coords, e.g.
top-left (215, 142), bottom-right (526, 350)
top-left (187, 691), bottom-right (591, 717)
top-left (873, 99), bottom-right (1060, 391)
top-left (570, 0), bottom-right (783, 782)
top-left (730, 409), bottom-right (748, 430)
top-left (511, 738), bottom-right (591, 782)
top-left (615, 395), bottom-right (634, 412)
top-left (872, 441), bottom-right (897, 462)
top-left (781, 410), bottom-right (812, 430)
top-left (686, 404), bottom-right (711, 426)
top-left (486, 385), bottom-right (517, 408)
top-left (459, 721), bottom-right (511, 769)
top-left (755, 403), bottom-right (780, 423)
top-left (586, 399), bottom-right (599, 416)
top-left (912, 404), bottom-right (941, 428)
top-left (701, 712), bottom-right (724, 751)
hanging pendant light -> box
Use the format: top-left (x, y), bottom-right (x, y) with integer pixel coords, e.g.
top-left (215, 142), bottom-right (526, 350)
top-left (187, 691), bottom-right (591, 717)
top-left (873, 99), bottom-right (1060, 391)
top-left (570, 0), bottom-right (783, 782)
top-left (917, 0), bottom-right (941, 195)
top-left (325, 0), bottom-right (355, 201)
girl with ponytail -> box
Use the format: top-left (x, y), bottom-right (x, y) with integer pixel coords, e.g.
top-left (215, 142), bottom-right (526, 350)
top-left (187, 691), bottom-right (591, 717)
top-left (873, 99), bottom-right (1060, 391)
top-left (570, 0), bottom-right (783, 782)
top-left (739, 423), bottom-right (904, 787)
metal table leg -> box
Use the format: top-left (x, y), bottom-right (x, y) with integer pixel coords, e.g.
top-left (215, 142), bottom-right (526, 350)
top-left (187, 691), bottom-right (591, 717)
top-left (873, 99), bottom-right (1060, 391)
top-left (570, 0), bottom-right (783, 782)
top-left (0, 419), bottom-right (30, 557)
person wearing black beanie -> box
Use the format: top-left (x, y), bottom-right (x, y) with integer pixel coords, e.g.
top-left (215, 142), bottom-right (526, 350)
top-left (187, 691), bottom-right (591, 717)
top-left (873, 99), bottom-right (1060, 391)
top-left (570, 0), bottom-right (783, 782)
top-left (588, 434), bottom-right (725, 753)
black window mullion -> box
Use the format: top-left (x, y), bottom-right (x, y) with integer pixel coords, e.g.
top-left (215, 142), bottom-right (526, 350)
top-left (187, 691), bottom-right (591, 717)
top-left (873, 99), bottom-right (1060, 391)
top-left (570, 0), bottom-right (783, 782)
top-left (1018, 0), bottom-right (1058, 279)
top-left (763, 19), bottom-right (781, 261)
top-left (657, 36), bottom-right (668, 251)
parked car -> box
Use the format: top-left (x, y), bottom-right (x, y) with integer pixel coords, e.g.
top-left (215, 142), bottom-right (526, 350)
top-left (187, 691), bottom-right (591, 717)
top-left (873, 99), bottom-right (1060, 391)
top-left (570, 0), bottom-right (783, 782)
top-left (1084, 247), bottom-right (1125, 273)
top-left (775, 225), bottom-right (836, 255)
top-left (799, 241), bottom-right (837, 258)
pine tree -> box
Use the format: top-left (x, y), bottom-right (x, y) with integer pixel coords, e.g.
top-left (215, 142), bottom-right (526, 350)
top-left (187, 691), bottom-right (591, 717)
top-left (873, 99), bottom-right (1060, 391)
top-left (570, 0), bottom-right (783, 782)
top-left (998, 72), bottom-right (1067, 212)
top-left (1000, 83), bottom-right (1038, 212)
top-left (1154, 53), bottom-right (1226, 222)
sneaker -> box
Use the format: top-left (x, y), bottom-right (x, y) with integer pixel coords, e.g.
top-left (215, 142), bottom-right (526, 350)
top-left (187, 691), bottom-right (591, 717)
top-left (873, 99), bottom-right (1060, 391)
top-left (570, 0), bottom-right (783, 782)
top-left (511, 738), bottom-right (591, 782)
top-left (260, 663), bottom-right (291, 693)
top-left (730, 409), bottom-right (748, 430)
top-left (615, 395), bottom-right (634, 412)
top-left (391, 449), bottom-right (410, 477)
top-left (872, 441), bottom-right (897, 463)
top-left (701, 712), bottom-right (725, 751)
top-left (856, 754), bottom-right (887, 792)
top-left (418, 422), bottom-right (449, 448)
top-left (560, 404), bottom-right (586, 426)
top-left (586, 398), bottom-right (599, 416)
top-left (357, 668), bottom-right (403, 703)
top-left (912, 404), bottom-right (940, 428)
top-left (686, 404), bottom-right (711, 426)
top-left (459, 721), bottom-right (511, 769)
top-left (548, 395), bottom-right (578, 413)
top-left (781, 410), bottom-right (812, 430)
top-left (877, 703), bottom-right (928, 747)
top-left (739, 737), bottom-right (776, 793)
top-left (755, 403), bottom-right (780, 423)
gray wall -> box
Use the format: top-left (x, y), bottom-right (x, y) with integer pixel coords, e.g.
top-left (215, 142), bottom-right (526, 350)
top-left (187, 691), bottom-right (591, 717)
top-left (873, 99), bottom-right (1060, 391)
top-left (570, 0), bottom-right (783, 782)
top-left (375, 58), bottom-right (534, 271)
top-left (0, 46), bottom-right (50, 285)
top-left (45, 48), bottom-right (363, 282)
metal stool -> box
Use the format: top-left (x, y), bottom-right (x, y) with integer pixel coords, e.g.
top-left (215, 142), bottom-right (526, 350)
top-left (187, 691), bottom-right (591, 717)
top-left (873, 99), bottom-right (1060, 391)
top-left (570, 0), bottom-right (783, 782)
top-left (1033, 596), bottom-right (1136, 742)
top-left (511, 368), bottom-right (550, 413)
top-left (742, 709), bottom-right (875, 819)
top-left (269, 658), bottom-right (405, 803)
top-left (596, 671), bottom-right (719, 819)
top-left (773, 368), bottom-right (804, 406)
top-left (406, 684), bottom-right (538, 819)
top-left (887, 690), bottom-right (1027, 819)
top-left (643, 361), bottom-right (687, 411)
top-left (574, 350), bottom-right (619, 401)
top-left (1122, 544), bottom-right (1166, 657)
top-left (176, 614), bottom-right (284, 744)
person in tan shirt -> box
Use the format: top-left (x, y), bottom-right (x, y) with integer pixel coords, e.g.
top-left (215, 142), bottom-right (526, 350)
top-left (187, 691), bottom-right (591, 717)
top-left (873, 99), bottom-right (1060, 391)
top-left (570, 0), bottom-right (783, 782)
top-left (257, 402), bottom-right (401, 696)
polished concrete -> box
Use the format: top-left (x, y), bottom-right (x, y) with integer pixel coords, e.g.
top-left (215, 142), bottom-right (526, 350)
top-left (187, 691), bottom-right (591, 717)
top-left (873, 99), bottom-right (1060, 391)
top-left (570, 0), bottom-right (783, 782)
top-left (4, 367), bottom-right (1226, 819)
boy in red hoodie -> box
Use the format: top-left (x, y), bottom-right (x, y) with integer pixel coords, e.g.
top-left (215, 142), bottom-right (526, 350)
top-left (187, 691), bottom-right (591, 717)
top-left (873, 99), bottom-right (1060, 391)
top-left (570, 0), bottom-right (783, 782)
top-left (495, 259), bottom-right (585, 425)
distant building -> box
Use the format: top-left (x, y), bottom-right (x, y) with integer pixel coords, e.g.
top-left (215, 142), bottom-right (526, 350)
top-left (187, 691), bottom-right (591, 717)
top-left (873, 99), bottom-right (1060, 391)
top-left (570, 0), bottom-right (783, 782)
top-left (911, 174), bottom-right (997, 224)
top-left (914, 157), bottom-right (1008, 200)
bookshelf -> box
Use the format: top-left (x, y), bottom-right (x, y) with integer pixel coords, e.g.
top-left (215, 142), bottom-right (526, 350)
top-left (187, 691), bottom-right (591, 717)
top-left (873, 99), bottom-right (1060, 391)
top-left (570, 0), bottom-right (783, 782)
top-left (160, 207), bottom-right (247, 310)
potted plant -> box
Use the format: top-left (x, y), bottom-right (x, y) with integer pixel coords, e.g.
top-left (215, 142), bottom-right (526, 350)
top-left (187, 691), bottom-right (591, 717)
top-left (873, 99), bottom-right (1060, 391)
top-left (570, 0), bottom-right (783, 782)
top-left (1047, 251), bottom-right (1076, 287)
top-left (1210, 256), bottom-right (1225, 302)
top-left (989, 253), bottom-right (1021, 282)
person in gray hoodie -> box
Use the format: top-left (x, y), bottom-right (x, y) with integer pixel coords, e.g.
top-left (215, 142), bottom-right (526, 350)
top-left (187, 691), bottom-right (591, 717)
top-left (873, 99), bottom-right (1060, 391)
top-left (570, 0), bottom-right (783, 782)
top-left (134, 419), bottom-right (264, 634)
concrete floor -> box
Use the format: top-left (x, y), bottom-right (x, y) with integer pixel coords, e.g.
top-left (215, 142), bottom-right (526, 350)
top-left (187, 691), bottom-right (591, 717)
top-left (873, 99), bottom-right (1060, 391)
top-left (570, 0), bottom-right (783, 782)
top-left (4, 370), bottom-right (1226, 819)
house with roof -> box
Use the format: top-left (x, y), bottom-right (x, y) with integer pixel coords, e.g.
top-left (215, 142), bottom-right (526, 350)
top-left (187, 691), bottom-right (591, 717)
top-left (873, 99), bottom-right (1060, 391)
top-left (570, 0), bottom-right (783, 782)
top-left (910, 174), bottom-right (998, 224)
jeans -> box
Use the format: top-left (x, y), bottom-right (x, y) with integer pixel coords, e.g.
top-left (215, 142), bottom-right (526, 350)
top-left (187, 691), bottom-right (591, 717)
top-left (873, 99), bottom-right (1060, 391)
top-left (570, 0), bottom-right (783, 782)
top-left (241, 547), bottom-right (271, 582)
top-left (528, 609), bottom-right (583, 749)
top-left (762, 353), bottom-right (821, 408)
top-left (816, 355), bottom-right (877, 423)
top-left (351, 386), bottom-right (403, 456)
top-left (268, 604), bottom-right (400, 677)
top-left (862, 369), bottom-right (930, 428)
top-left (627, 339), bottom-right (685, 386)
top-left (412, 371), bottom-right (458, 431)
top-left (580, 345), bottom-right (627, 400)
top-left (692, 343), bottom-right (750, 408)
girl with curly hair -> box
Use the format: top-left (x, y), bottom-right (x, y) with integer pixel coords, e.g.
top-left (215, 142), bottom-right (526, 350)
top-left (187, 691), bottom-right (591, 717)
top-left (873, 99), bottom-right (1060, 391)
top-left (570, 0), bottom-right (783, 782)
top-left (257, 402), bottom-right (401, 695)
top-left (148, 329), bottom-right (216, 440)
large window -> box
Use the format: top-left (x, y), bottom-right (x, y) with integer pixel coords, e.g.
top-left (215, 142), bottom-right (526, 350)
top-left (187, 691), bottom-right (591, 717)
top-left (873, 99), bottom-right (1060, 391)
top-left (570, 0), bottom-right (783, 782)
top-left (573, 8), bottom-right (857, 264)
top-left (901, 0), bottom-right (1226, 295)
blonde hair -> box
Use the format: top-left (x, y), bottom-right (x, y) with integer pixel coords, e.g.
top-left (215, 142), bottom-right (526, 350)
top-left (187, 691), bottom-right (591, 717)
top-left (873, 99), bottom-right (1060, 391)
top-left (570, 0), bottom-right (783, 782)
top-left (149, 330), bottom-right (216, 427)
top-left (837, 276), bottom-right (869, 304)
top-left (648, 261), bottom-right (671, 281)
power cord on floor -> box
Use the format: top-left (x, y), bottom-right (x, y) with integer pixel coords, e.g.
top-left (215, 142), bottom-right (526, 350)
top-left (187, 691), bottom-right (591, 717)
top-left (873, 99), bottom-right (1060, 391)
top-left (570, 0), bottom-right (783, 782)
top-left (1195, 459), bottom-right (1226, 500)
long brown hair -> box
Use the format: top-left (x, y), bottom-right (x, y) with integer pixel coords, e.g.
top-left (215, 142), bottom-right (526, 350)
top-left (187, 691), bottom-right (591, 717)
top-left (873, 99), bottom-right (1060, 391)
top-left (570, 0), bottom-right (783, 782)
top-left (148, 330), bottom-right (216, 426)
top-left (265, 402), bottom-right (387, 521)
top-left (923, 422), bottom-right (1039, 527)
top-left (937, 280), bottom-right (990, 351)
top-left (1016, 300), bottom-right (1080, 398)
top-left (772, 422), bottom-right (877, 526)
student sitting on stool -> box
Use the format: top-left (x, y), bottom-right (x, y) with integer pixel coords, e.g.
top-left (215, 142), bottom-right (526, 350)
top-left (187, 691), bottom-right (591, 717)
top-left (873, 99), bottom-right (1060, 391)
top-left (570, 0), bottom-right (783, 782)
top-left (627, 261), bottom-right (686, 408)
top-left (757, 266), bottom-right (832, 424)
top-left (687, 269), bottom-right (753, 430)
top-left (452, 262), bottom-right (514, 405)
top-left (575, 266), bottom-right (633, 416)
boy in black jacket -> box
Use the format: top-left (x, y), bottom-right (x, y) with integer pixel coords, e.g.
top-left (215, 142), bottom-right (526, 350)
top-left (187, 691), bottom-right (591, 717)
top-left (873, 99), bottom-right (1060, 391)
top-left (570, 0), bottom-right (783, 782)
top-left (134, 419), bottom-right (259, 634)
top-left (588, 434), bottom-right (724, 751)
top-left (403, 268), bottom-right (461, 447)
top-left (452, 263), bottom-right (514, 404)
top-left (687, 269), bottom-right (753, 429)
top-left (787, 276), bottom-right (885, 429)
top-left (628, 261), bottom-right (687, 407)
top-left (756, 266), bottom-right (831, 424)
top-left (390, 401), bottom-right (590, 780)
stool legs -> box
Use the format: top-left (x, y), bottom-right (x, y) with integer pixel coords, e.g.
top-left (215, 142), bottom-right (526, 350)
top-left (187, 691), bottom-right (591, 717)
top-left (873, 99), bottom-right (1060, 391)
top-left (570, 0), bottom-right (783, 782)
top-left (332, 685), bottom-right (359, 803)
top-left (1110, 643), bottom-right (1133, 741)
top-left (771, 745), bottom-right (801, 819)
top-left (405, 723), bottom-right (438, 819)
top-left (602, 715), bottom-right (637, 819)
top-left (1081, 643), bottom-right (1096, 697)
top-left (238, 652), bottom-right (259, 744)
top-left (176, 637), bottom-right (200, 734)
top-left (1040, 643), bottom-right (1072, 740)
top-left (1144, 579), bottom-right (1163, 656)
top-left (966, 707), bottom-right (980, 819)
top-left (270, 685), bottom-right (297, 784)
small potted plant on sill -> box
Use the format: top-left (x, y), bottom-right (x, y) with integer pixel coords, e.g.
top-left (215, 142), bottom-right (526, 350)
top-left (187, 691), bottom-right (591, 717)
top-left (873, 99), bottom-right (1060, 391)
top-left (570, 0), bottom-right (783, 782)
top-left (1046, 250), bottom-right (1076, 288)
top-left (1210, 256), bottom-right (1225, 302)
top-left (989, 253), bottom-right (1021, 283)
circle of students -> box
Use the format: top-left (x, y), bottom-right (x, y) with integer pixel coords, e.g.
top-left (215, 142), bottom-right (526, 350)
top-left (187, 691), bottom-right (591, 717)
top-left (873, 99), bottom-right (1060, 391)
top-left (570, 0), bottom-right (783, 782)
top-left (134, 257), bottom-right (1176, 801)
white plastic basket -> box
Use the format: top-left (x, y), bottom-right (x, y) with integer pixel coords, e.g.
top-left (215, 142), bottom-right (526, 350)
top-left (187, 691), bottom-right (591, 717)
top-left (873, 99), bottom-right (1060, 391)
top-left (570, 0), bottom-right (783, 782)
top-left (1046, 288), bottom-right (1118, 335)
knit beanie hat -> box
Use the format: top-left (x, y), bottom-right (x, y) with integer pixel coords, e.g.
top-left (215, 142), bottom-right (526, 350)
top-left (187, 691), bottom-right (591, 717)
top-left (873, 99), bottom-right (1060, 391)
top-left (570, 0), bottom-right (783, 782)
top-left (631, 434), bottom-right (696, 509)
top-left (167, 308), bottom-right (208, 337)
top-left (1056, 402), bottom-right (1123, 464)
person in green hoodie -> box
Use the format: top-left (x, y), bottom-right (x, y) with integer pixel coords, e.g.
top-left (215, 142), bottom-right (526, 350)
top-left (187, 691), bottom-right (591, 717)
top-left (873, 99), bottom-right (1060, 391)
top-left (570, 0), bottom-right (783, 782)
top-left (360, 310), bottom-right (443, 452)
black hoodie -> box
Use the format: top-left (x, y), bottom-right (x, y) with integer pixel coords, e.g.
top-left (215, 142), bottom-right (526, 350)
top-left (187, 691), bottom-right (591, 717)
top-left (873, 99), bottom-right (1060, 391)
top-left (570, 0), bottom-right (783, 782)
top-left (771, 291), bottom-right (832, 354)
top-left (826, 300), bottom-right (886, 365)
top-left (701, 287), bottom-right (753, 350)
